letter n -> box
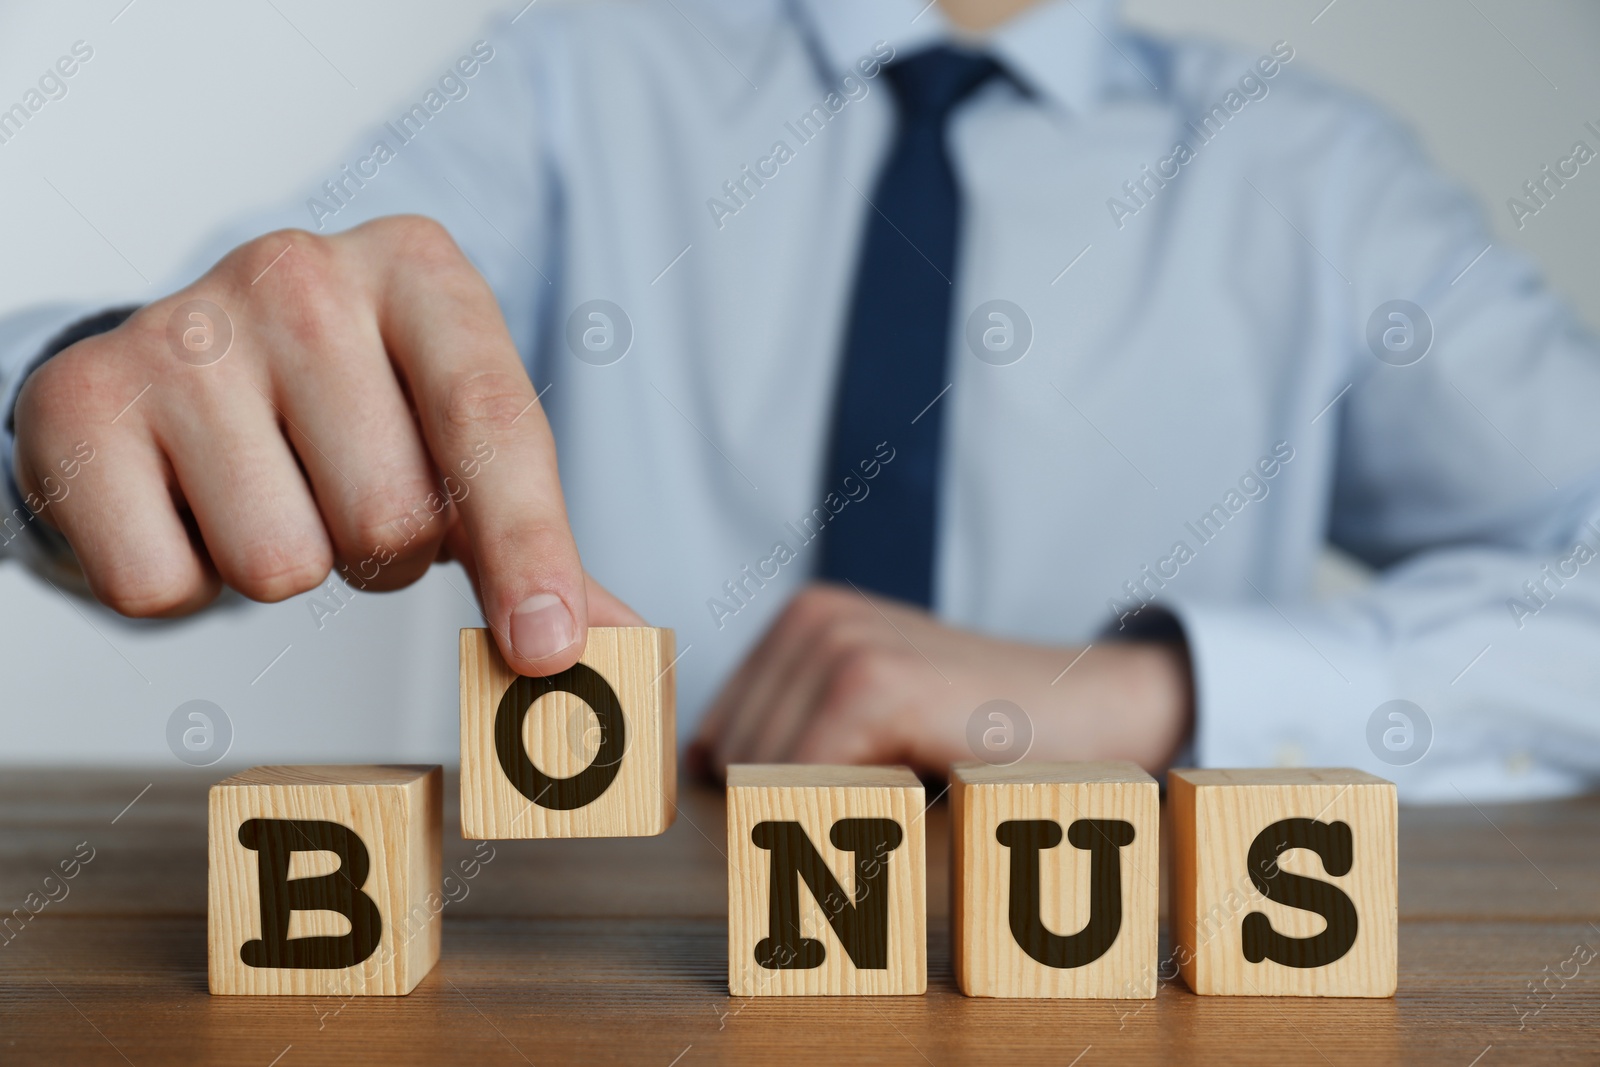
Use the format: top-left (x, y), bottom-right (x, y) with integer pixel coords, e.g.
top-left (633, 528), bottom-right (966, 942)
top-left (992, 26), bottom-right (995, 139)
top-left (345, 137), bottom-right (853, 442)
top-left (751, 818), bottom-right (904, 970)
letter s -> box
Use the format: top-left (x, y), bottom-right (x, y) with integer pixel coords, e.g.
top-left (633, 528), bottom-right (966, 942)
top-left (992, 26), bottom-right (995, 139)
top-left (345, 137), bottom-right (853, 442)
top-left (1240, 818), bottom-right (1358, 968)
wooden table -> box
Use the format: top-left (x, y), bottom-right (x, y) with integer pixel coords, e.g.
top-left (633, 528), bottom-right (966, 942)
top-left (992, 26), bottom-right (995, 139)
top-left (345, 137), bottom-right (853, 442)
top-left (3, 770), bottom-right (1598, 1065)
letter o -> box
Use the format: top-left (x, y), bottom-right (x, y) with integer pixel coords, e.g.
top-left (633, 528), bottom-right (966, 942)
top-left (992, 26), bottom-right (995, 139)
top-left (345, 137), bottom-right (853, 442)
top-left (494, 663), bottom-right (625, 810)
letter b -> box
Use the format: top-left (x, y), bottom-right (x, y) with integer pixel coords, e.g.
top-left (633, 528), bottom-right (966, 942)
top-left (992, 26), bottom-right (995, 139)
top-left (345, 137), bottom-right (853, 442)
top-left (238, 819), bottom-right (382, 969)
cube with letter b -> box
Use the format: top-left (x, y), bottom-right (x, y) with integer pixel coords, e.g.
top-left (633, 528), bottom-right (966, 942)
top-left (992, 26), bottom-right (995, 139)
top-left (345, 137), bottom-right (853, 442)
top-left (1169, 768), bottom-right (1397, 997)
top-left (727, 765), bottom-right (926, 996)
top-left (208, 765), bottom-right (442, 996)
top-left (951, 761), bottom-right (1159, 998)
top-left (459, 627), bottom-right (676, 839)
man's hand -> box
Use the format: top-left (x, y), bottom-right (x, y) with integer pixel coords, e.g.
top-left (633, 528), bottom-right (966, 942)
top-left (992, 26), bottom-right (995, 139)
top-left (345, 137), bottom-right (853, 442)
top-left (11, 216), bottom-right (639, 674)
top-left (690, 583), bottom-right (1192, 779)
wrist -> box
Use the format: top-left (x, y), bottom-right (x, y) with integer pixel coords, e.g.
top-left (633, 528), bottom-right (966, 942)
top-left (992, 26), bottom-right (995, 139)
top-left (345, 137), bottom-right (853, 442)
top-left (1097, 640), bottom-right (1194, 773)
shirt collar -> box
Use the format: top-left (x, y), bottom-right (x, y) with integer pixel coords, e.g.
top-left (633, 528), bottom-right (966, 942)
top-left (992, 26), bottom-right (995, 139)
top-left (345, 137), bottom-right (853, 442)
top-left (786, 0), bottom-right (1129, 115)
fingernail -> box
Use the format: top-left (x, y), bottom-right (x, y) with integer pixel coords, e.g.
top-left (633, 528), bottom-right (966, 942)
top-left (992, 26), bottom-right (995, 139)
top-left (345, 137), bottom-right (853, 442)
top-left (511, 593), bottom-right (576, 663)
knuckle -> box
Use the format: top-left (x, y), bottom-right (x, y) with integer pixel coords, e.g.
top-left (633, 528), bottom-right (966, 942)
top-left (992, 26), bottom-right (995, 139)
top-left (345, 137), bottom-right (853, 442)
top-left (13, 357), bottom-right (76, 433)
top-left (234, 230), bottom-right (346, 334)
top-left (375, 214), bottom-right (459, 259)
top-left (438, 369), bottom-right (533, 438)
top-left (475, 515), bottom-right (565, 573)
top-left (92, 557), bottom-right (204, 618)
top-left (823, 648), bottom-right (895, 711)
top-left (245, 228), bottom-right (331, 278)
top-left (346, 486), bottom-right (446, 556)
top-left (786, 585), bottom-right (837, 627)
top-left (14, 340), bottom-right (126, 432)
top-left (227, 540), bottom-right (333, 602)
top-left (784, 584), bottom-right (858, 634)
top-left (362, 215), bottom-right (468, 287)
top-left (813, 617), bottom-right (870, 664)
top-left (115, 307), bottom-right (173, 359)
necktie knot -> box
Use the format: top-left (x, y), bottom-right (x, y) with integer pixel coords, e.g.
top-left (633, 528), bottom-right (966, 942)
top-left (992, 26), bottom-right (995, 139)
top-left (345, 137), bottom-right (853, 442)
top-left (884, 46), bottom-right (1002, 124)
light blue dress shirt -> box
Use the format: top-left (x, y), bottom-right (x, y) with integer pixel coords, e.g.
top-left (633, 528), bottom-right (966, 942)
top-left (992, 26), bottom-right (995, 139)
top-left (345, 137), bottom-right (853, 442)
top-left (5, 0), bottom-right (1600, 801)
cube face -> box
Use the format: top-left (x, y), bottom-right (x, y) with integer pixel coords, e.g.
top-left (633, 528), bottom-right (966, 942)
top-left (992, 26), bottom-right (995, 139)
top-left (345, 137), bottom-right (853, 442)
top-left (208, 765), bottom-right (442, 996)
top-left (726, 766), bottom-right (926, 996)
top-left (459, 627), bottom-right (676, 839)
top-left (1170, 768), bottom-right (1397, 997)
top-left (952, 761), bottom-right (1159, 998)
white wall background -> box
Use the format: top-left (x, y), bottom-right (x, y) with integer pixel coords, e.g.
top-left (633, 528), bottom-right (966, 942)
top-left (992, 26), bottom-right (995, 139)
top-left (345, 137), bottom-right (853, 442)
top-left (1, 0), bottom-right (1597, 766)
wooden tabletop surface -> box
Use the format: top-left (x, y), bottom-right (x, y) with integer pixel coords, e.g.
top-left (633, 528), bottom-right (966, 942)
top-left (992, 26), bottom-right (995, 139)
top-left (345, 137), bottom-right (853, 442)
top-left (2, 769), bottom-right (1598, 1065)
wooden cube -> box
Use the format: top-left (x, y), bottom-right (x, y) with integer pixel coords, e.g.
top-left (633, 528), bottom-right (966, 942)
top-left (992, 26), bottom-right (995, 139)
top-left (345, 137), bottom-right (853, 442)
top-left (951, 761), bottom-right (1159, 998)
top-left (726, 765), bottom-right (926, 996)
top-left (459, 626), bottom-right (676, 839)
top-left (208, 765), bottom-right (442, 996)
top-left (1169, 768), bottom-right (1397, 997)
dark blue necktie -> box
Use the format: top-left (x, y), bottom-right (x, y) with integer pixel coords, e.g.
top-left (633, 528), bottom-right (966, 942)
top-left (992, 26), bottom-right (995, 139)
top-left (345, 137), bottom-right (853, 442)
top-left (818, 47), bottom-right (1001, 606)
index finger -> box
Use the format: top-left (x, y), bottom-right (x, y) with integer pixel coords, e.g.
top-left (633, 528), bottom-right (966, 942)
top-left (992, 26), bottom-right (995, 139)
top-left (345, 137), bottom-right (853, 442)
top-left (358, 217), bottom-right (587, 676)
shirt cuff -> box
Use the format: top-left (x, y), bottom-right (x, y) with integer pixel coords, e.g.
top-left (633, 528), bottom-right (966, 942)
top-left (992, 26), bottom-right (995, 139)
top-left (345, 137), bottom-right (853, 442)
top-left (1159, 596), bottom-right (1391, 771)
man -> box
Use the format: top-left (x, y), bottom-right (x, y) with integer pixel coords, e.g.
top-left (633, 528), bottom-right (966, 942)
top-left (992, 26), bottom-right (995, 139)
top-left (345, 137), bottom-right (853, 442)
top-left (4, 0), bottom-right (1599, 800)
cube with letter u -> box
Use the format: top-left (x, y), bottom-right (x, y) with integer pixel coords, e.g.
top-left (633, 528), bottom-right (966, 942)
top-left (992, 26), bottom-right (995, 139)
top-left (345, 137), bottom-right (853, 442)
top-left (951, 761), bottom-right (1159, 998)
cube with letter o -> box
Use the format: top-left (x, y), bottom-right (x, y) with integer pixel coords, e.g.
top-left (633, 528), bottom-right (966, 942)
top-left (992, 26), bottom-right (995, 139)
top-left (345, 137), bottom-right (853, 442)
top-left (459, 627), bottom-right (676, 839)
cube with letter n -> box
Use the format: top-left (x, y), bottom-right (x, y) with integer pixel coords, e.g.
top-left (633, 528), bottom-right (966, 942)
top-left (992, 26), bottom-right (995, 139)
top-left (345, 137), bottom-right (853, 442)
top-left (1170, 768), bottom-right (1397, 997)
top-left (208, 764), bottom-right (442, 996)
top-left (727, 765), bottom-right (926, 996)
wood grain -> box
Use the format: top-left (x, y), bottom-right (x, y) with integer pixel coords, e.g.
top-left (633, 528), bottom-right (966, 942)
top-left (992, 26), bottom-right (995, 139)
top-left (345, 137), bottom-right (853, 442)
top-left (207, 765), bottom-right (442, 996)
top-left (459, 627), bottom-right (676, 839)
top-left (726, 764), bottom-right (926, 995)
top-left (3, 770), bottom-right (1597, 1064)
top-left (1170, 768), bottom-right (1398, 997)
top-left (951, 761), bottom-right (1159, 998)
